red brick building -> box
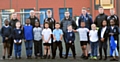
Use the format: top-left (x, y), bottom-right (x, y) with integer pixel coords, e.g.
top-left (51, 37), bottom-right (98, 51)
top-left (0, 0), bottom-right (119, 27)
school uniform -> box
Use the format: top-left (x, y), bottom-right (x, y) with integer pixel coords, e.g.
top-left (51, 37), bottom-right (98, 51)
top-left (76, 28), bottom-right (89, 46)
top-left (23, 24), bottom-right (33, 57)
top-left (42, 28), bottom-right (52, 46)
top-left (1, 25), bottom-right (12, 43)
top-left (98, 26), bottom-right (109, 59)
top-left (33, 27), bottom-right (42, 57)
top-left (13, 28), bottom-right (23, 58)
top-left (1, 25), bottom-right (12, 58)
top-left (108, 26), bottom-right (119, 57)
top-left (52, 29), bottom-right (63, 59)
top-left (89, 30), bottom-right (98, 57)
top-left (65, 31), bottom-right (76, 59)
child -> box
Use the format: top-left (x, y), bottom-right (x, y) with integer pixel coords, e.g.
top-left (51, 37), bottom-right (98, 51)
top-left (65, 25), bottom-right (76, 59)
top-left (33, 21), bottom-right (42, 59)
top-left (42, 22), bottom-right (52, 59)
top-left (23, 19), bottom-right (33, 59)
top-left (108, 19), bottom-right (119, 61)
top-left (13, 21), bottom-right (23, 59)
top-left (98, 20), bottom-right (109, 60)
top-left (52, 22), bottom-right (63, 59)
top-left (74, 21), bottom-right (89, 59)
top-left (89, 24), bottom-right (98, 60)
top-left (1, 19), bottom-right (12, 60)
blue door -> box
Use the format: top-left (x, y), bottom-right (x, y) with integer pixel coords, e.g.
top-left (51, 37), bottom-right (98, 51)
top-left (40, 8), bottom-right (53, 25)
top-left (59, 8), bottom-right (72, 21)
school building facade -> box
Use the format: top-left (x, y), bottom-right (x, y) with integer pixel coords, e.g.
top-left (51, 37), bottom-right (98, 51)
top-left (0, 0), bottom-right (120, 27)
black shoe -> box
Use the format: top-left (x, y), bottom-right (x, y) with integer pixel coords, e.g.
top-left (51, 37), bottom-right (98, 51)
top-left (52, 57), bottom-right (55, 59)
top-left (35, 56), bottom-right (37, 59)
top-left (88, 53), bottom-right (91, 57)
top-left (99, 57), bottom-right (102, 60)
top-left (84, 56), bottom-right (88, 60)
top-left (18, 57), bottom-right (21, 59)
top-left (80, 54), bottom-right (85, 58)
top-left (15, 56), bottom-right (18, 59)
top-left (43, 55), bottom-right (47, 59)
top-left (1, 56), bottom-right (5, 60)
top-left (48, 55), bottom-right (50, 59)
top-left (64, 57), bottom-right (67, 59)
top-left (103, 58), bottom-right (107, 60)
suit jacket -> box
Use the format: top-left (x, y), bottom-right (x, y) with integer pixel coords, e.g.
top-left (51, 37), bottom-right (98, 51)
top-left (98, 27), bottom-right (109, 42)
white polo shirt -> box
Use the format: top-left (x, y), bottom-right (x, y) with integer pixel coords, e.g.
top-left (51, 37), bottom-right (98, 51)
top-left (77, 28), bottom-right (89, 41)
top-left (89, 30), bottom-right (98, 42)
top-left (42, 28), bottom-right (52, 43)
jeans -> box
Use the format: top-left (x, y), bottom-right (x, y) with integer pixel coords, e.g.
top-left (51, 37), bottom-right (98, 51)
top-left (14, 43), bottom-right (22, 57)
top-left (90, 41), bottom-right (98, 57)
top-left (25, 40), bottom-right (33, 57)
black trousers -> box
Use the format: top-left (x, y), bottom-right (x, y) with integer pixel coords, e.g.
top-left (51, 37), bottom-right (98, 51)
top-left (52, 41), bottom-right (63, 58)
top-left (65, 43), bottom-right (76, 58)
top-left (34, 40), bottom-right (43, 57)
top-left (10, 38), bottom-right (13, 56)
top-left (99, 41), bottom-right (107, 58)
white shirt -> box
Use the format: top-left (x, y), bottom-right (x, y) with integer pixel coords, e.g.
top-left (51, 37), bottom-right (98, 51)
top-left (89, 30), bottom-right (98, 42)
top-left (42, 28), bottom-right (52, 43)
top-left (77, 28), bottom-right (89, 41)
top-left (101, 27), bottom-right (107, 38)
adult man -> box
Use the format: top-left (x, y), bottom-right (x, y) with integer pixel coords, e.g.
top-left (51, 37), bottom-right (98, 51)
top-left (94, 6), bottom-right (108, 28)
top-left (29, 10), bottom-right (39, 27)
top-left (107, 8), bottom-right (119, 26)
top-left (9, 13), bottom-right (19, 59)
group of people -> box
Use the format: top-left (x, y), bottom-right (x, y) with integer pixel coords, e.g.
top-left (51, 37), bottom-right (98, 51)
top-left (0, 6), bottom-right (119, 61)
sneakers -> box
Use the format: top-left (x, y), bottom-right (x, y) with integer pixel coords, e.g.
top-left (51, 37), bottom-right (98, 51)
top-left (90, 56), bottom-right (97, 60)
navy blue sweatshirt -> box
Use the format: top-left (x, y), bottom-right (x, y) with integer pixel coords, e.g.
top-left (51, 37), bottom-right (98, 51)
top-left (13, 28), bottom-right (23, 41)
top-left (1, 26), bottom-right (12, 41)
top-left (65, 31), bottom-right (75, 43)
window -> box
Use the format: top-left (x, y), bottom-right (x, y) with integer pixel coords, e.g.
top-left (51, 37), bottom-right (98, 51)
top-left (100, 0), bottom-right (114, 9)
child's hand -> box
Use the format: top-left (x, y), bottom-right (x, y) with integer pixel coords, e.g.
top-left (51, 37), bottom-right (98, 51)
top-left (109, 33), bottom-right (114, 35)
top-left (19, 40), bottom-right (22, 43)
top-left (14, 40), bottom-right (17, 43)
top-left (101, 38), bottom-right (104, 42)
top-left (5, 37), bottom-right (8, 40)
top-left (69, 41), bottom-right (72, 43)
top-left (24, 40), bottom-right (26, 42)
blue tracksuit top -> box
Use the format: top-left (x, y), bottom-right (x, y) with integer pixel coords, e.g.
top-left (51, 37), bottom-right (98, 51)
top-left (23, 25), bottom-right (33, 40)
top-left (65, 31), bottom-right (75, 43)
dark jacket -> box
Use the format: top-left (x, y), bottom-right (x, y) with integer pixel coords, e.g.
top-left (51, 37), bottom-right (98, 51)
top-left (108, 26), bottom-right (119, 41)
top-left (9, 18), bottom-right (19, 29)
top-left (44, 18), bottom-right (55, 31)
top-left (29, 16), bottom-right (39, 27)
top-left (107, 15), bottom-right (119, 26)
top-left (13, 28), bottom-right (23, 40)
top-left (61, 17), bottom-right (77, 33)
top-left (78, 14), bottom-right (93, 29)
top-left (65, 31), bottom-right (75, 43)
top-left (1, 26), bottom-right (12, 41)
top-left (98, 27), bottom-right (109, 42)
top-left (94, 13), bottom-right (108, 28)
